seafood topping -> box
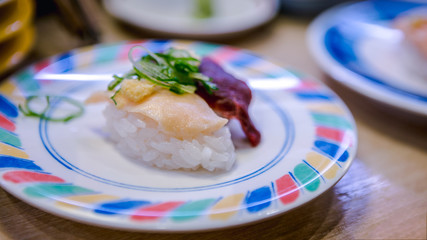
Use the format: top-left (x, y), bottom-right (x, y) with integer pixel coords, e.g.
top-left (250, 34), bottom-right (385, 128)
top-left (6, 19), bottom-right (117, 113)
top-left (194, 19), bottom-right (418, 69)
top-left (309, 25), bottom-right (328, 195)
top-left (197, 57), bottom-right (261, 147)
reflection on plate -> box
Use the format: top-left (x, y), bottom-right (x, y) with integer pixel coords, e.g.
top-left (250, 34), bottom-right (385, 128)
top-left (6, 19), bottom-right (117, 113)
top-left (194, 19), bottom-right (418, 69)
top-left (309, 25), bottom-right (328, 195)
top-left (103, 0), bottom-right (280, 39)
top-left (308, 0), bottom-right (427, 118)
top-left (0, 0), bottom-right (34, 74)
top-left (0, 0), bottom-right (33, 42)
top-left (0, 0), bottom-right (12, 7)
top-left (0, 40), bottom-right (356, 232)
top-left (0, 25), bottom-right (34, 74)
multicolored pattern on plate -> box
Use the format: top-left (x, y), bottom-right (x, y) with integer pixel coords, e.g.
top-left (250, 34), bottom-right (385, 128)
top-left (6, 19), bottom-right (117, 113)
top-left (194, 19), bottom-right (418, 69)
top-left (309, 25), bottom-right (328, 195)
top-left (0, 40), bottom-right (356, 231)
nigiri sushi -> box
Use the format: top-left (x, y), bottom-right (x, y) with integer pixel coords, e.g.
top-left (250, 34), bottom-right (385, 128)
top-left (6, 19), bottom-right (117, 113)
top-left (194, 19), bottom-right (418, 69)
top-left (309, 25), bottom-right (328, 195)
top-left (104, 79), bottom-right (235, 171)
top-left (103, 47), bottom-right (259, 171)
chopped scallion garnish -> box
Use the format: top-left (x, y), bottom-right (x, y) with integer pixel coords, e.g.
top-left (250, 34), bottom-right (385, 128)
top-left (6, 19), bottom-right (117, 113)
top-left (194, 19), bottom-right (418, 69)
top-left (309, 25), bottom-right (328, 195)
top-left (19, 95), bottom-right (84, 122)
top-left (108, 46), bottom-right (217, 103)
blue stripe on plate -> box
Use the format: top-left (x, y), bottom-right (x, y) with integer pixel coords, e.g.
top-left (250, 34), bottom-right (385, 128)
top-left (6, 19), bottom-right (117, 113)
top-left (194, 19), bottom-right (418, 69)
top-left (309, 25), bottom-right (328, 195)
top-left (0, 95), bottom-right (18, 118)
top-left (0, 155), bottom-right (43, 171)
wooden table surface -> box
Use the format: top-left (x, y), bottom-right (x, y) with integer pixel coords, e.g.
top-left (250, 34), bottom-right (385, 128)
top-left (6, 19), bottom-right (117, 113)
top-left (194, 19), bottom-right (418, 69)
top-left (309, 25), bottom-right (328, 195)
top-left (0, 3), bottom-right (426, 240)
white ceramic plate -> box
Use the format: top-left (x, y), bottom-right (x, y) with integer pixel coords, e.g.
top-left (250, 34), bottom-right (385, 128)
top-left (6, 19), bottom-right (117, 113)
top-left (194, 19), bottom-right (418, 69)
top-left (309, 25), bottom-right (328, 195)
top-left (0, 40), bottom-right (356, 232)
top-left (103, 0), bottom-right (280, 39)
top-left (308, 0), bottom-right (427, 118)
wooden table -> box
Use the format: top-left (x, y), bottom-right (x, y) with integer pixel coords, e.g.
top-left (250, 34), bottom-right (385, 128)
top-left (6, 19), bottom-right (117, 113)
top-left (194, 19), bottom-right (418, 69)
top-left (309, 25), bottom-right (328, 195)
top-left (1, 4), bottom-right (426, 240)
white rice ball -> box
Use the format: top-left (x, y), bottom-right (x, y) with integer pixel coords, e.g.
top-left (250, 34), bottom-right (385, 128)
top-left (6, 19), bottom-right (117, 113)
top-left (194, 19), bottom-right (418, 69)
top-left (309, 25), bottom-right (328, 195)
top-left (103, 103), bottom-right (236, 171)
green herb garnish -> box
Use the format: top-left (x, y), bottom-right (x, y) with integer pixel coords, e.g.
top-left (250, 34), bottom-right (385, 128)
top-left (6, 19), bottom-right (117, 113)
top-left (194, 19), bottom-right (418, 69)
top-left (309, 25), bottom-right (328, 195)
top-left (194, 0), bottom-right (213, 19)
top-left (109, 46), bottom-right (217, 103)
top-left (19, 95), bottom-right (84, 122)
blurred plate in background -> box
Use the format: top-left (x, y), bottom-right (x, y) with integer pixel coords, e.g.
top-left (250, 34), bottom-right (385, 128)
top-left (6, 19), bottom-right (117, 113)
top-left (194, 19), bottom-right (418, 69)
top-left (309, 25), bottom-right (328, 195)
top-left (281, 0), bottom-right (344, 15)
top-left (103, 0), bottom-right (280, 39)
top-left (307, 0), bottom-right (427, 118)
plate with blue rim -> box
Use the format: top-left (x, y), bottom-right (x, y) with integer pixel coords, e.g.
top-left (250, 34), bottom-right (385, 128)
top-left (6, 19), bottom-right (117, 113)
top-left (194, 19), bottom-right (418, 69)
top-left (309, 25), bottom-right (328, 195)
top-left (0, 39), bottom-right (356, 232)
top-left (307, 0), bottom-right (427, 118)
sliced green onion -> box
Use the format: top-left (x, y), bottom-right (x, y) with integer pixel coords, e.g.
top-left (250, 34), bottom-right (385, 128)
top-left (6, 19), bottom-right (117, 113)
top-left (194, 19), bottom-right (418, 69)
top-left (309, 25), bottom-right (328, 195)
top-left (19, 95), bottom-right (84, 122)
top-left (194, 0), bottom-right (213, 19)
top-left (129, 46), bottom-right (166, 66)
top-left (189, 72), bottom-right (210, 82)
top-left (110, 89), bottom-right (120, 105)
top-left (133, 66), bottom-right (170, 89)
top-left (108, 74), bottom-right (124, 91)
top-left (108, 46), bottom-right (217, 105)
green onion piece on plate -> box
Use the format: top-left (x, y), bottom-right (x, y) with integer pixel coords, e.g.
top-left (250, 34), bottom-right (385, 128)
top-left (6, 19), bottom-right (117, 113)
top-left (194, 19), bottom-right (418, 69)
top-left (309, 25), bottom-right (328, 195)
top-left (19, 95), bottom-right (84, 122)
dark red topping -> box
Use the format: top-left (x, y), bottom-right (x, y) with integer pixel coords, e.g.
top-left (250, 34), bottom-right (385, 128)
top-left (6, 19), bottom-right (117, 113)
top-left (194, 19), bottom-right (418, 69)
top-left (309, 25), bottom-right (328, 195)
top-left (197, 57), bottom-right (261, 147)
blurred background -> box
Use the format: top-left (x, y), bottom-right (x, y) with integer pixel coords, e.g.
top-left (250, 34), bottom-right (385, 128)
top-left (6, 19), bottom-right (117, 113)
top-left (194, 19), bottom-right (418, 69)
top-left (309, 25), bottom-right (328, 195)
top-left (0, 0), bottom-right (349, 78)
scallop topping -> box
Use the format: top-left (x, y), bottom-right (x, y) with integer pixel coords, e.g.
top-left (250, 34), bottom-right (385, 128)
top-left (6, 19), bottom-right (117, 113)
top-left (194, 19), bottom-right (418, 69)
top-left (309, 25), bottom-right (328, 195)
top-left (113, 79), bottom-right (228, 139)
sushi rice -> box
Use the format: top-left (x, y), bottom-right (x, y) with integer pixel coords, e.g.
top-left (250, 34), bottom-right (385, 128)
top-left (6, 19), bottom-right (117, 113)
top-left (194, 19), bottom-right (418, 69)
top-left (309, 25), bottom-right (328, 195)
top-left (103, 102), bottom-right (236, 171)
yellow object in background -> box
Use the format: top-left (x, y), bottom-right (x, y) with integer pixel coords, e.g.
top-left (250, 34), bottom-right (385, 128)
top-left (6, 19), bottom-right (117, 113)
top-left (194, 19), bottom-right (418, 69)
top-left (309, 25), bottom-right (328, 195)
top-left (0, 0), bottom-right (34, 74)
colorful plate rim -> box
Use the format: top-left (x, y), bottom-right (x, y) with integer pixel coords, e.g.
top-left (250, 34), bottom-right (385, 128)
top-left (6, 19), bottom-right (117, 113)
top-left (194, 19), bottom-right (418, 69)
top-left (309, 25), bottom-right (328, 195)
top-left (0, 39), bottom-right (357, 232)
top-left (307, 0), bottom-right (427, 118)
